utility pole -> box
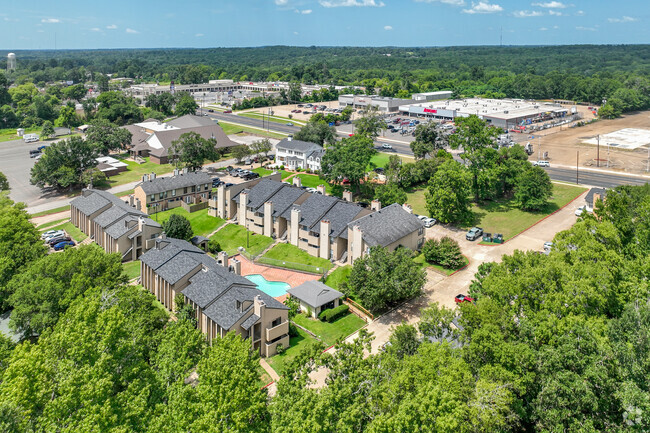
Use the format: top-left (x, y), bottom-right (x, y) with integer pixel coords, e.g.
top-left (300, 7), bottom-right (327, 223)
top-left (597, 134), bottom-right (600, 167)
top-left (576, 151), bottom-right (579, 184)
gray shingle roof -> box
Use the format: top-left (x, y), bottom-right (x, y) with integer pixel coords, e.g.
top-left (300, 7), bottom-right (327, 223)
top-left (203, 287), bottom-right (287, 330)
top-left (276, 138), bottom-right (323, 153)
top-left (313, 201), bottom-right (365, 239)
top-left (287, 281), bottom-right (343, 308)
top-left (140, 237), bottom-right (206, 270)
top-left (282, 193), bottom-right (339, 228)
top-left (349, 203), bottom-right (424, 248)
top-left (71, 189), bottom-right (132, 216)
top-left (104, 215), bottom-right (138, 239)
top-left (148, 124), bottom-right (236, 158)
top-left (167, 114), bottom-right (216, 129)
top-left (267, 186), bottom-right (308, 217)
top-left (235, 178), bottom-right (285, 210)
top-left (182, 268), bottom-right (232, 308)
top-left (241, 314), bottom-right (259, 330)
top-left (585, 187), bottom-right (607, 207)
top-left (156, 253), bottom-right (201, 285)
top-left (136, 171), bottom-right (212, 195)
top-left (94, 206), bottom-right (130, 229)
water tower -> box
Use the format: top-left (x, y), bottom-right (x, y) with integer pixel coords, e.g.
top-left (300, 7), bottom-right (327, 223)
top-left (7, 53), bottom-right (16, 71)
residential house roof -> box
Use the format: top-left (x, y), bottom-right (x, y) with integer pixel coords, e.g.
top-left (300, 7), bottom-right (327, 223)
top-left (283, 193), bottom-right (339, 228)
top-left (203, 287), bottom-right (286, 330)
top-left (167, 114), bottom-right (217, 129)
top-left (287, 281), bottom-right (343, 308)
top-left (585, 187), bottom-right (607, 207)
top-left (349, 203), bottom-right (424, 248)
top-left (240, 314), bottom-right (260, 330)
top-left (136, 171), bottom-right (212, 195)
top-left (313, 200), bottom-right (366, 239)
top-left (123, 124), bottom-right (152, 150)
top-left (276, 138), bottom-right (323, 153)
top-left (70, 189), bottom-right (131, 217)
top-left (147, 124), bottom-right (237, 158)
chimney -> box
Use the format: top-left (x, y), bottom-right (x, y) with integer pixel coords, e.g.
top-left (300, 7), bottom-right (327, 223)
top-left (290, 208), bottom-right (301, 246)
top-left (135, 198), bottom-right (141, 211)
top-left (402, 203), bottom-right (413, 214)
top-left (129, 195), bottom-right (135, 207)
top-left (239, 191), bottom-right (248, 227)
top-left (287, 136), bottom-right (292, 141)
top-left (371, 200), bottom-right (381, 212)
top-left (218, 251), bottom-right (229, 267)
top-left (343, 190), bottom-right (353, 202)
top-left (82, 188), bottom-right (92, 197)
top-left (161, 232), bottom-right (167, 239)
top-left (182, 168), bottom-right (188, 175)
top-left (263, 201), bottom-right (274, 237)
top-left (231, 258), bottom-right (241, 275)
top-left (142, 174), bottom-right (148, 183)
top-left (173, 168), bottom-right (179, 176)
top-left (150, 172), bottom-right (156, 181)
top-left (320, 220), bottom-right (331, 260)
top-left (317, 184), bottom-right (326, 195)
top-left (138, 216), bottom-right (144, 231)
top-left (293, 177), bottom-right (302, 188)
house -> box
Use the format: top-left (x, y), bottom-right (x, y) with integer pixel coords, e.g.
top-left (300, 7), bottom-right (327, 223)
top-left (95, 156), bottom-right (128, 177)
top-left (286, 281), bottom-right (344, 319)
top-left (70, 189), bottom-right (162, 261)
top-left (585, 187), bottom-right (607, 210)
top-left (140, 236), bottom-right (290, 356)
top-left (133, 169), bottom-right (212, 214)
top-left (347, 203), bottom-right (425, 262)
top-left (125, 115), bottom-right (237, 164)
top-left (275, 137), bottom-right (325, 171)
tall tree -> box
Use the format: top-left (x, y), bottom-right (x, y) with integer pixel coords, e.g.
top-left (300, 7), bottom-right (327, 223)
top-left (174, 93), bottom-right (198, 116)
top-left (40, 120), bottom-right (55, 139)
top-left (354, 106), bottom-right (385, 139)
top-left (320, 135), bottom-right (376, 194)
top-left (0, 172), bottom-right (8, 191)
top-left (425, 159), bottom-right (472, 224)
top-left (85, 118), bottom-right (133, 155)
top-left (30, 136), bottom-right (98, 190)
top-left (293, 119), bottom-right (336, 146)
top-left (410, 122), bottom-right (448, 159)
top-left (514, 166), bottom-right (553, 211)
top-left (162, 214), bottom-right (194, 241)
top-left (168, 131), bottom-right (219, 170)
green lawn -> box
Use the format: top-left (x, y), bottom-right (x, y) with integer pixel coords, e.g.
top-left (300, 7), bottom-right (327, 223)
top-left (210, 224), bottom-right (274, 256)
top-left (153, 208), bottom-right (225, 237)
top-left (259, 243), bottom-right (332, 274)
top-left (325, 265), bottom-right (352, 291)
top-left (405, 189), bottom-right (428, 216)
top-left (0, 127), bottom-right (39, 143)
top-left (266, 327), bottom-right (320, 376)
top-left (36, 218), bottom-right (68, 230)
top-left (369, 152), bottom-right (415, 170)
top-left (104, 157), bottom-right (176, 187)
top-left (295, 173), bottom-right (333, 194)
top-left (252, 167), bottom-right (294, 179)
top-left (471, 183), bottom-right (586, 242)
top-left (122, 260), bottom-right (141, 280)
top-left (413, 253), bottom-right (469, 276)
top-left (30, 205), bottom-right (71, 218)
top-left (237, 111), bottom-right (306, 126)
top-left (218, 121), bottom-right (288, 139)
top-left (43, 221), bottom-right (87, 243)
top-left (257, 364), bottom-right (273, 388)
top-left (293, 312), bottom-right (365, 347)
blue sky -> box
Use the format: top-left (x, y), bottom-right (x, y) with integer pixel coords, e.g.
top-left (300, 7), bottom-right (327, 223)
top-left (0, 0), bottom-right (647, 49)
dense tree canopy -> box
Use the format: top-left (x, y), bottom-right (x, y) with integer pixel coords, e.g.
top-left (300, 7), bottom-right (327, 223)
top-left (85, 118), bottom-right (133, 155)
top-left (320, 135), bottom-right (376, 194)
top-left (30, 136), bottom-right (99, 190)
top-left (168, 131), bottom-right (220, 170)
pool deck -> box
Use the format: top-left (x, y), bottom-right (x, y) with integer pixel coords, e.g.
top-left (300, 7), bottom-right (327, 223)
top-left (232, 255), bottom-right (321, 296)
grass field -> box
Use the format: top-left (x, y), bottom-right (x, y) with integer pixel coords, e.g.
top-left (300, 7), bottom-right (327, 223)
top-left (295, 173), bottom-right (333, 194)
top-left (153, 208), bottom-right (225, 237)
top-left (103, 157), bottom-right (176, 187)
top-left (210, 224), bottom-right (274, 256)
top-left (252, 167), bottom-right (294, 179)
top-left (413, 253), bottom-right (469, 276)
top-left (266, 327), bottom-right (321, 376)
top-left (260, 243), bottom-right (332, 273)
top-left (369, 152), bottom-right (415, 169)
top-left (237, 111), bottom-right (306, 126)
top-left (325, 265), bottom-right (352, 291)
top-left (122, 260), bottom-right (141, 280)
top-left (43, 221), bottom-right (87, 243)
top-left (405, 189), bottom-right (428, 216)
top-left (293, 312), bottom-right (365, 347)
top-left (0, 128), bottom-right (39, 143)
top-left (36, 218), bottom-right (68, 230)
top-left (218, 121), bottom-right (288, 139)
top-left (30, 205), bottom-right (71, 218)
top-left (471, 183), bottom-right (586, 241)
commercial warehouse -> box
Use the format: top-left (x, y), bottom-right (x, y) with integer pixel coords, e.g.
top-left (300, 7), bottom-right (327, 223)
top-left (398, 98), bottom-right (569, 129)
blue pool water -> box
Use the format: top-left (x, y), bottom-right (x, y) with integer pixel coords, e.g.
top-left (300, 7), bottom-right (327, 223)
top-left (245, 274), bottom-right (290, 297)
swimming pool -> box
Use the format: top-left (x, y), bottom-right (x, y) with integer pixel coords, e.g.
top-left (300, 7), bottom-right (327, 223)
top-left (245, 274), bottom-right (290, 297)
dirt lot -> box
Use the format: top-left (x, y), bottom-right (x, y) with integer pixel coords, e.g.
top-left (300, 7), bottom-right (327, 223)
top-left (239, 100), bottom-right (341, 123)
top-left (514, 110), bottom-right (650, 174)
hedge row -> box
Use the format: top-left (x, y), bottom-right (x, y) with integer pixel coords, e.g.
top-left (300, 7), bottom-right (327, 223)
top-left (318, 304), bottom-right (349, 322)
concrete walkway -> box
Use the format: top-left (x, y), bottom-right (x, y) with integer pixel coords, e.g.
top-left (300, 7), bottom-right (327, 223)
top-left (259, 358), bottom-right (280, 397)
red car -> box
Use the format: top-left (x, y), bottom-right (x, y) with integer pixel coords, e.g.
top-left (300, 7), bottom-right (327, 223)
top-left (454, 294), bottom-right (475, 304)
top-left (224, 110), bottom-right (232, 114)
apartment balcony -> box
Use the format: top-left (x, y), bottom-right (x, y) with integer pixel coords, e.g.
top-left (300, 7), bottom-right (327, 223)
top-left (266, 321), bottom-right (289, 342)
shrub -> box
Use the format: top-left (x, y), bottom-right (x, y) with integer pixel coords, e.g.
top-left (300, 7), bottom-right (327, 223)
top-left (288, 322), bottom-right (299, 337)
top-left (423, 236), bottom-right (464, 269)
top-left (208, 239), bottom-right (221, 254)
top-left (276, 343), bottom-right (285, 355)
top-left (318, 304), bottom-right (349, 322)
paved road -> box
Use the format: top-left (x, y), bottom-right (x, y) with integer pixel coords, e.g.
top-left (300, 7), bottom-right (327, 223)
top-left (0, 138), bottom-right (57, 206)
top-left (545, 166), bottom-right (649, 188)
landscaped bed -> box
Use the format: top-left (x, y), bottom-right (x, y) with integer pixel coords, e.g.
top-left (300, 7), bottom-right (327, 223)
top-left (259, 243), bottom-right (332, 274)
top-left (210, 224), bottom-right (274, 256)
top-left (153, 208), bottom-right (225, 237)
top-left (292, 312), bottom-right (365, 347)
top-left (325, 265), bottom-right (352, 291)
top-left (413, 253), bottom-right (469, 276)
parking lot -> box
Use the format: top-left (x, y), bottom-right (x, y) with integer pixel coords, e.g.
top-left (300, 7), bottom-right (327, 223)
top-left (0, 137), bottom-right (61, 206)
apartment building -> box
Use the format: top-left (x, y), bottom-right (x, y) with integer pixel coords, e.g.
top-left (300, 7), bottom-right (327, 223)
top-left (133, 169), bottom-right (212, 214)
top-left (275, 137), bottom-right (325, 171)
top-left (70, 189), bottom-right (162, 261)
top-left (140, 236), bottom-right (290, 356)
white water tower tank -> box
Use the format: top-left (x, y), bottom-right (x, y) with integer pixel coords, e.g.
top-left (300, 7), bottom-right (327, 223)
top-left (7, 53), bottom-right (16, 71)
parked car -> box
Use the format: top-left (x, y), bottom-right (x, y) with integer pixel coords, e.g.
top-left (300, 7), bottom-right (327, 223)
top-left (543, 241), bottom-right (553, 251)
top-left (286, 122), bottom-right (293, 126)
top-left (454, 294), bottom-right (475, 304)
top-left (534, 160), bottom-right (550, 167)
top-left (48, 236), bottom-right (72, 247)
top-left (41, 229), bottom-right (61, 240)
top-left (223, 110), bottom-right (232, 114)
top-left (381, 143), bottom-right (393, 150)
top-left (29, 149), bottom-right (41, 158)
top-left (37, 145), bottom-right (48, 151)
top-left (53, 240), bottom-right (75, 251)
top-left (466, 227), bottom-right (484, 241)
top-left (208, 109), bottom-right (214, 113)
top-left (422, 217), bottom-right (437, 228)
top-left (225, 183), bottom-right (234, 187)
top-left (43, 230), bottom-right (65, 241)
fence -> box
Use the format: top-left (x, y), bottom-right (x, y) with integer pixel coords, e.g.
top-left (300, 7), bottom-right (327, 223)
top-left (344, 298), bottom-right (374, 321)
top-left (181, 201), bottom-right (208, 213)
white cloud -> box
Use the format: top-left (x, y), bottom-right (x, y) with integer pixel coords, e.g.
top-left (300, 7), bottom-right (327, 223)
top-left (319, 0), bottom-right (385, 7)
top-left (384, 25), bottom-right (393, 30)
top-left (576, 25), bottom-right (597, 31)
top-left (608, 16), bottom-right (638, 23)
top-left (295, 8), bottom-right (312, 13)
top-left (539, 27), bottom-right (548, 30)
top-left (195, 33), bottom-right (204, 37)
top-left (513, 10), bottom-right (543, 17)
top-left (414, 0), bottom-right (465, 5)
top-left (106, 24), bottom-right (117, 29)
top-left (293, 31), bottom-right (299, 35)
top-left (90, 27), bottom-right (101, 32)
top-left (275, 0), bottom-right (289, 5)
top-left (462, 2), bottom-right (503, 14)
top-left (125, 28), bottom-right (139, 34)
top-left (575, 10), bottom-right (584, 16)
top-left (532, 1), bottom-right (567, 8)
top-left (548, 10), bottom-right (563, 16)
top-left (41, 18), bottom-right (60, 23)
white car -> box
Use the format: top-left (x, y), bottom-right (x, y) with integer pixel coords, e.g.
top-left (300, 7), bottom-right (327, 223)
top-left (535, 160), bottom-right (550, 167)
top-left (41, 229), bottom-right (60, 240)
top-left (423, 217), bottom-right (437, 228)
top-left (43, 230), bottom-right (65, 241)
top-left (381, 143), bottom-right (393, 149)
top-left (575, 205), bottom-right (586, 216)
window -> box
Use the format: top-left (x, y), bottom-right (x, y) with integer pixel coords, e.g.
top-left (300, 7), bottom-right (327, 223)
top-left (172, 189), bottom-right (176, 197)
top-left (159, 192), bottom-right (164, 200)
top-left (150, 194), bottom-right (155, 202)
top-left (184, 187), bottom-right (188, 194)
top-left (191, 186), bottom-right (196, 193)
top-left (271, 317), bottom-right (282, 327)
top-left (205, 184), bottom-right (209, 191)
top-left (236, 300), bottom-right (242, 311)
top-left (418, 227), bottom-right (424, 236)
